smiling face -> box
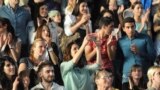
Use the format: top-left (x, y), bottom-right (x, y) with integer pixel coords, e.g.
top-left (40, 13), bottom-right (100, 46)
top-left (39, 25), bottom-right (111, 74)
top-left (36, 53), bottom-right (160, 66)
top-left (79, 2), bottom-right (88, 15)
top-left (39, 5), bottom-right (48, 17)
top-left (3, 60), bottom-right (15, 78)
top-left (33, 40), bottom-right (46, 57)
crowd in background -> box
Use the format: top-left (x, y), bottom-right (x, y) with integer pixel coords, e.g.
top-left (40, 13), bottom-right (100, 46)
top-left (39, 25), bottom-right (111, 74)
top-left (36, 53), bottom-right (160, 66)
top-left (0, 0), bottom-right (160, 90)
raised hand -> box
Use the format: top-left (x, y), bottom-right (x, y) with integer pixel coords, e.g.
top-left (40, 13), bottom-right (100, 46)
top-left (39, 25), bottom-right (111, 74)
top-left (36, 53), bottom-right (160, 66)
top-left (117, 5), bottom-right (124, 14)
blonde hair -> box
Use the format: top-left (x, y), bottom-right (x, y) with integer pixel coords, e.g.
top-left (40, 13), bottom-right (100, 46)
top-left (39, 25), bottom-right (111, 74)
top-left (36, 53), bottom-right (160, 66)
top-left (147, 66), bottom-right (160, 88)
top-left (29, 38), bottom-right (45, 65)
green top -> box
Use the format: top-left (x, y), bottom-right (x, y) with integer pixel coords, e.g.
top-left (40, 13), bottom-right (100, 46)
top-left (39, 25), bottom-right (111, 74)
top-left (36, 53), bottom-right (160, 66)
top-left (60, 60), bottom-right (99, 90)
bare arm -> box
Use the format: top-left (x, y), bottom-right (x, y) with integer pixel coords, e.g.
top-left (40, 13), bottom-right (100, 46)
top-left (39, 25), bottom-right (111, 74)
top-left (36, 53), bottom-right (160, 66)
top-left (85, 44), bottom-right (96, 62)
top-left (72, 36), bottom-right (89, 64)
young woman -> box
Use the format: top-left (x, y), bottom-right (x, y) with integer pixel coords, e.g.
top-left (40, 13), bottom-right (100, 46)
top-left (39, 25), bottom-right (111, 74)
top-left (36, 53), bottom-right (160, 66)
top-left (18, 38), bottom-right (46, 73)
top-left (122, 64), bottom-right (146, 90)
top-left (64, 0), bottom-right (92, 45)
top-left (35, 24), bottom-right (59, 65)
top-left (60, 35), bottom-right (101, 90)
top-left (95, 69), bottom-right (119, 90)
top-left (147, 66), bottom-right (160, 90)
top-left (0, 56), bottom-right (17, 90)
top-left (132, 1), bottom-right (151, 37)
top-left (0, 17), bottom-right (21, 62)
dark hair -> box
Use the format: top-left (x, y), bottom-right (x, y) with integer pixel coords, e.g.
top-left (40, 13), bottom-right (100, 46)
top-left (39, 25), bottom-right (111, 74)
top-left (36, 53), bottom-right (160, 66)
top-left (0, 17), bottom-right (17, 40)
top-left (0, 17), bottom-right (18, 55)
top-left (0, 56), bottom-right (17, 90)
top-left (122, 17), bottom-right (135, 27)
top-left (63, 42), bottom-right (77, 61)
top-left (37, 61), bottom-right (53, 74)
top-left (72, 0), bottom-right (88, 16)
top-left (98, 17), bottom-right (114, 28)
top-left (35, 24), bottom-right (51, 39)
top-left (16, 70), bottom-right (30, 90)
top-left (101, 9), bottom-right (114, 18)
top-left (129, 64), bottom-right (146, 89)
top-left (131, 1), bottom-right (142, 9)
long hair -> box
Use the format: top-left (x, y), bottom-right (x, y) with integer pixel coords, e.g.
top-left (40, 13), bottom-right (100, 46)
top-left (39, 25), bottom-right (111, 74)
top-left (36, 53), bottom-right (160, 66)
top-left (35, 24), bottom-right (51, 40)
top-left (0, 17), bottom-right (18, 54)
top-left (72, 0), bottom-right (88, 16)
top-left (0, 56), bottom-right (17, 90)
top-left (29, 38), bottom-right (45, 66)
top-left (147, 66), bottom-right (160, 88)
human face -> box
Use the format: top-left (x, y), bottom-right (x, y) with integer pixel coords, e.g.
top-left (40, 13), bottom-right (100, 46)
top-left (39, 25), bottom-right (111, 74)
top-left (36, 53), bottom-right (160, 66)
top-left (152, 69), bottom-right (160, 84)
top-left (41, 26), bottom-right (50, 40)
top-left (123, 22), bottom-right (135, 38)
top-left (71, 43), bottom-right (79, 57)
top-left (131, 68), bottom-right (142, 80)
top-left (39, 5), bottom-right (48, 17)
top-left (33, 41), bottom-right (46, 57)
top-left (133, 4), bottom-right (143, 17)
top-left (41, 66), bottom-right (54, 83)
top-left (96, 71), bottom-right (114, 88)
top-left (52, 13), bottom-right (61, 24)
top-left (3, 61), bottom-right (15, 78)
top-left (79, 2), bottom-right (88, 15)
top-left (22, 76), bottom-right (30, 88)
top-left (103, 22), bottom-right (114, 35)
top-left (9, 0), bottom-right (19, 6)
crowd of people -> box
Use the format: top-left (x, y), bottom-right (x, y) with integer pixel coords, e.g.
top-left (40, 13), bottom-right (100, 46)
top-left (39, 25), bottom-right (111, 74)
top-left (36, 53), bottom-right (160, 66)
top-left (0, 0), bottom-right (160, 90)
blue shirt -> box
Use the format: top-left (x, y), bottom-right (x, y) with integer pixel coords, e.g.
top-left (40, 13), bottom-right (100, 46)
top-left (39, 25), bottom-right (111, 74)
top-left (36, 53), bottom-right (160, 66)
top-left (116, 32), bottom-right (156, 82)
top-left (0, 5), bottom-right (31, 44)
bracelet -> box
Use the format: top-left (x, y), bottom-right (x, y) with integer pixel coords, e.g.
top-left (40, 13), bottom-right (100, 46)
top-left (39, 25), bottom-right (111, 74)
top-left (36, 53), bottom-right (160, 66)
top-left (48, 47), bottom-right (53, 52)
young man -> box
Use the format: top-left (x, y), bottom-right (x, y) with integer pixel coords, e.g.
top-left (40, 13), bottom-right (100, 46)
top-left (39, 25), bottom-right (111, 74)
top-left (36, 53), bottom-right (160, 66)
top-left (115, 17), bottom-right (156, 84)
top-left (85, 17), bottom-right (117, 70)
top-left (31, 61), bottom-right (64, 90)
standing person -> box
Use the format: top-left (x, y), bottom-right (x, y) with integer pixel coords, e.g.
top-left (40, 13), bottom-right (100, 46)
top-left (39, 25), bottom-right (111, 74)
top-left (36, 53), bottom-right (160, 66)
top-left (122, 64), bottom-right (146, 90)
top-left (64, 0), bottom-right (92, 45)
top-left (85, 17), bottom-right (117, 70)
top-left (0, 17), bottom-right (21, 62)
top-left (132, 1), bottom-right (151, 37)
top-left (60, 35), bottom-right (101, 90)
top-left (31, 61), bottom-right (64, 90)
top-left (0, 0), bottom-right (31, 57)
top-left (146, 66), bottom-right (160, 90)
top-left (115, 17), bottom-right (156, 84)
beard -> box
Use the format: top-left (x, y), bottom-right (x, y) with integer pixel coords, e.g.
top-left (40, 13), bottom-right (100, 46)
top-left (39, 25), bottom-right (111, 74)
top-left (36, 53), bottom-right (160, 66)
top-left (43, 76), bottom-right (54, 83)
